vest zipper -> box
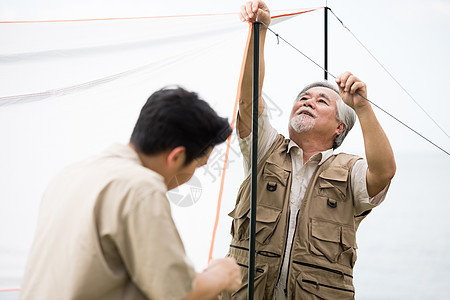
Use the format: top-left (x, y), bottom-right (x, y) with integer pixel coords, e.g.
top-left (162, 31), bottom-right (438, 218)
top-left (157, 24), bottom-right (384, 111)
top-left (292, 261), bottom-right (353, 278)
top-left (229, 244), bottom-right (249, 252)
top-left (301, 279), bottom-right (355, 293)
top-left (283, 162), bottom-right (325, 297)
top-left (237, 262), bottom-right (265, 274)
top-left (229, 244), bottom-right (281, 258)
top-left (272, 209), bottom-right (293, 297)
top-left (282, 209), bottom-right (300, 296)
top-left (257, 250), bottom-right (281, 258)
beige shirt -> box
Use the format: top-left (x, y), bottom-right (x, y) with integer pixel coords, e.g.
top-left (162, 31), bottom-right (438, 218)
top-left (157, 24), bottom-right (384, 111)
top-left (20, 144), bottom-right (196, 300)
top-left (238, 107), bottom-right (389, 299)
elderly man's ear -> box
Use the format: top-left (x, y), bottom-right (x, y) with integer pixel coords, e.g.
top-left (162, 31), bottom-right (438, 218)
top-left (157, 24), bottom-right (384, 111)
top-left (336, 122), bottom-right (345, 136)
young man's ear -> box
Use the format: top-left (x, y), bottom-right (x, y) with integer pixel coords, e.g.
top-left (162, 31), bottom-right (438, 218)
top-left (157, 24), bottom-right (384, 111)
top-left (166, 146), bottom-right (186, 169)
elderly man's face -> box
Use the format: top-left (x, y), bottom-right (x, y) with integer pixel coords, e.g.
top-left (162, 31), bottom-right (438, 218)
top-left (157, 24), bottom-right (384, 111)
top-left (289, 87), bottom-right (341, 137)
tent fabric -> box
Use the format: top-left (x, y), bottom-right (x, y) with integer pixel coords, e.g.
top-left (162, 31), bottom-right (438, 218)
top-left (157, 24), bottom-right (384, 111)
top-left (0, 9), bottom-right (316, 291)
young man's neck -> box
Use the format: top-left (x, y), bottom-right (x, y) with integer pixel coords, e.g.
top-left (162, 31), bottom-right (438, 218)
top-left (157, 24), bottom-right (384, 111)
top-left (128, 143), bottom-right (170, 183)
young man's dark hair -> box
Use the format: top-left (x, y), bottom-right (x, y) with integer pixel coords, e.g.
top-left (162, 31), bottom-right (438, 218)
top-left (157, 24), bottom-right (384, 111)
top-left (130, 87), bottom-right (232, 165)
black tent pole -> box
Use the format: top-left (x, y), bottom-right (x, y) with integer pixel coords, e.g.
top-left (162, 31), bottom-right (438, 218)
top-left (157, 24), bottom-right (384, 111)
top-left (248, 19), bottom-right (260, 300)
top-left (324, 5), bottom-right (329, 80)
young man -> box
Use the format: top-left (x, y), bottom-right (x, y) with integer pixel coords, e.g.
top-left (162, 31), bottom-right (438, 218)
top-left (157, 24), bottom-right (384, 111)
top-left (20, 87), bottom-right (241, 300)
top-left (224, 1), bottom-right (396, 299)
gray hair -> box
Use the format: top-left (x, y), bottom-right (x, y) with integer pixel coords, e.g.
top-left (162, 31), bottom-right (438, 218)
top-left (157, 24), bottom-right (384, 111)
top-left (295, 81), bottom-right (356, 149)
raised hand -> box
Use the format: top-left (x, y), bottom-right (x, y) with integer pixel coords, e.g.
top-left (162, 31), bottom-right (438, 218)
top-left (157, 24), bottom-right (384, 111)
top-left (335, 71), bottom-right (368, 111)
top-left (239, 0), bottom-right (271, 26)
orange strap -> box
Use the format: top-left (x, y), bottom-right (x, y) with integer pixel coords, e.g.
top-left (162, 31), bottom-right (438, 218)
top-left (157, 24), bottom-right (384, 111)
top-left (271, 7), bottom-right (322, 19)
top-left (207, 23), bottom-right (252, 263)
top-left (0, 8), bottom-right (320, 24)
top-left (0, 12), bottom-right (237, 23)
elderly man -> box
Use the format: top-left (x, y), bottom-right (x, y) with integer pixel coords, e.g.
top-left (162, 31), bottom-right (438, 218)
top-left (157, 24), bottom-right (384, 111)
top-left (224, 1), bottom-right (396, 299)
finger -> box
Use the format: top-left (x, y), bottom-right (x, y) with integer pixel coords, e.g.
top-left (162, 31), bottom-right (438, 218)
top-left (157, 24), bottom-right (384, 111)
top-left (344, 74), bottom-right (358, 93)
top-left (350, 81), bottom-right (365, 95)
top-left (337, 81), bottom-right (346, 96)
top-left (254, 0), bottom-right (268, 12)
top-left (338, 71), bottom-right (352, 88)
top-left (229, 277), bottom-right (242, 291)
top-left (239, 5), bottom-right (247, 21)
top-left (241, 4), bottom-right (250, 21)
top-left (240, 5), bottom-right (250, 21)
top-left (252, 0), bottom-right (259, 13)
top-left (225, 256), bottom-right (237, 264)
top-left (225, 274), bottom-right (241, 292)
top-left (335, 74), bottom-right (344, 85)
top-left (246, 1), bottom-right (254, 19)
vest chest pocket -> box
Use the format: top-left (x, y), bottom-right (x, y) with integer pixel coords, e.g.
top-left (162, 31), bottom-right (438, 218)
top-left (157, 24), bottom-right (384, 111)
top-left (317, 167), bottom-right (349, 200)
top-left (229, 203), bottom-right (282, 245)
top-left (263, 162), bottom-right (289, 186)
top-left (309, 219), bottom-right (357, 268)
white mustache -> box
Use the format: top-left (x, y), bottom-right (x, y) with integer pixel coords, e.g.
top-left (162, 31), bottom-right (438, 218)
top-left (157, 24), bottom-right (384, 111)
top-left (295, 107), bottom-right (317, 118)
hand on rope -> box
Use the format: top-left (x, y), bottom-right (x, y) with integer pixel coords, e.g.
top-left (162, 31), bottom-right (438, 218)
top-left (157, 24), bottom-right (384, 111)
top-left (336, 71), bottom-right (369, 112)
top-left (239, 0), bottom-right (271, 26)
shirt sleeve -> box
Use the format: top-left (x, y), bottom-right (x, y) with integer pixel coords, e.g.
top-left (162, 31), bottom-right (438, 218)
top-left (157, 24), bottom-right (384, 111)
top-left (351, 159), bottom-right (390, 215)
top-left (237, 102), bottom-right (278, 176)
top-left (119, 188), bottom-right (196, 300)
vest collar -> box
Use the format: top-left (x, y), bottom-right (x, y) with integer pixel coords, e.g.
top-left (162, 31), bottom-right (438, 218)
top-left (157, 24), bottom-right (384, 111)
top-left (265, 137), bottom-right (292, 171)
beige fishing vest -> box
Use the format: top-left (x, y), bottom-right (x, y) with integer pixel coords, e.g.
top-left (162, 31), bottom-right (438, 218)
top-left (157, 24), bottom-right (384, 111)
top-left (223, 134), bottom-right (368, 300)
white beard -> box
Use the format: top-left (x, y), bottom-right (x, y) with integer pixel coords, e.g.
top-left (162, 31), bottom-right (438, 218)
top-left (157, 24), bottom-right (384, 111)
top-left (290, 114), bottom-right (315, 133)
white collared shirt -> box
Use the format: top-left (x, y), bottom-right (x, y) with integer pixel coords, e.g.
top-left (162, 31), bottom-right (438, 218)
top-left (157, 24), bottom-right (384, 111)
top-left (237, 106), bottom-right (388, 299)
